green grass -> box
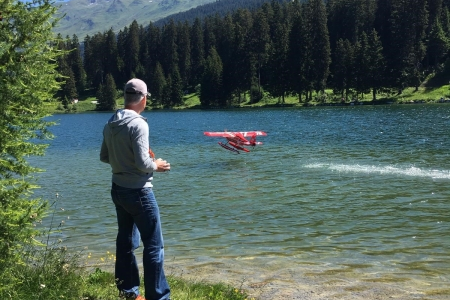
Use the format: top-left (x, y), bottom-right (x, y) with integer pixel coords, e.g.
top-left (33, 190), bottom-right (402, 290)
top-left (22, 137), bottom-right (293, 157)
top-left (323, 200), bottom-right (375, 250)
top-left (82, 267), bottom-right (253, 300)
top-left (46, 84), bottom-right (450, 115)
top-left (3, 237), bottom-right (253, 300)
top-left (43, 97), bottom-right (98, 114)
top-left (7, 258), bottom-right (253, 300)
top-left (394, 85), bottom-right (450, 102)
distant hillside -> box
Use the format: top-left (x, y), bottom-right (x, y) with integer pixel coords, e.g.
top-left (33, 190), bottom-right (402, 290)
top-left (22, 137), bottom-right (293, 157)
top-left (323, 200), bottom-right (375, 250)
top-left (53, 0), bottom-right (290, 39)
top-left (52, 0), bottom-right (216, 38)
top-left (154, 0), bottom-right (288, 26)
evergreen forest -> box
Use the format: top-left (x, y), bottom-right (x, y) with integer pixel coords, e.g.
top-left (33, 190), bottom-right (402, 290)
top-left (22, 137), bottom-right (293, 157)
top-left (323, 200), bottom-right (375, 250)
top-left (56, 0), bottom-right (450, 110)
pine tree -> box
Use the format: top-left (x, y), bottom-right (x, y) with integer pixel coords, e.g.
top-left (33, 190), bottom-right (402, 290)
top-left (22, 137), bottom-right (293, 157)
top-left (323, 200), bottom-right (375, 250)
top-left (265, 1), bottom-right (290, 103)
top-left (96, 74), bottom-right (117, 111)
top-left (169, 66), bottom-right (184, 106)
top-left (354, 33), bottom-right (370, 99)
top-left (203, 16), bottom-right (217, 55)
top-left (116, 28), bottom-right (126, 85)
top-left (248, 8), bottom-right (270, 102)
top-left (304, 0), bottom-right (331, 96)
top-left (0, 0), bottom-right (65, 295)
top-left (55, 35), bottom-right (78, 103)
top-left (426, 18), bottom-right (450, 69)
top-left (122, 21), bottom-right (141, 80)
top-left (385, 0), bottom-right (428, 92)
top-left (200, 47), bottom-right (223, 107)
top-left (440, 7), bottom-right (450, 39)
top-left (162, 75), bottom-right (173, 107)
top-left (190, 18), bottom-right (205, 86)
top-left (330, 38), bottom-right (354, 100)
top-left (366, 29), bottom-right (386, 100)
top-left (68, 34), bottom-right (87, 95)
top-left (177, 21), bottom-right (191, 89)
top-left (151, 62), bottom-right (166, 106)
top-left (160, 19), bottom-right (178, 77)
top-left (216, 14), bottom-right (235, 101)
top-left (103, 28), bottom-right (120, 87)
top-left (427, 0), bottom-right (444, 34)
top-left (83, 33), bottom-right (105, 89)
top-left (327, 0), bottom-right (377, 47)
top-left (287, 1), bottom-right (308, 102)
top-left (57, 54), bottom-right (78, 101)
top-left (145, 22), bottom-right (162, 84)
top-left (231, 9), bottom-right (254, 101)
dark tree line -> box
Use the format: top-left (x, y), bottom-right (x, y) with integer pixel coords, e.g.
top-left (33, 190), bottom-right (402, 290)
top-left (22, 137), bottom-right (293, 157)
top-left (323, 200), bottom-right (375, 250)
top-left (56, 0), bottom-right (450, 109)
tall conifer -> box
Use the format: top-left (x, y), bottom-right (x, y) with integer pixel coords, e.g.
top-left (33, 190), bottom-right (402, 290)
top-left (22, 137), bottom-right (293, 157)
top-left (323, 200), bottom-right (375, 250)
top-left (68, 34), bottom-right (87, 94)
top-left (265, 2), bottom-right (290, 103)
top-left (330, 38), bottom-right (354, 100)
top-left (386, 0), bottom-right (428, 91)
top-left (200, 47), bottom-right (223, 107)
top-left (426, 18), bottom-right (450, 68)
top-left (96, 73), bottom-right (117, 111)
top-left (304, 0), bottom-right (331, 96)
top-left (151, 62), bottom-right (166, 106)
top-left (288, 1), bottom-right (307, 102)
top-left (0, 0), bottom-right (65, 293)
top-left (160, 19), bottom-right (178, 76)
top-left (177, 21), bottom-right (191, 88)
top-left (249, 8), bottom-right (270, 100)
top-left (190, 18), bottom-right (205, 86)
top-left (103, 28), bottom-right (120, 87)
top-left (216, 14), bottom-right (235, 101)
top-left (231, 9), bottom-right (254, 101)
top-left (170, 66), bottom-right (184, 106)
top-left (367, 29), bottom-right (386, 100)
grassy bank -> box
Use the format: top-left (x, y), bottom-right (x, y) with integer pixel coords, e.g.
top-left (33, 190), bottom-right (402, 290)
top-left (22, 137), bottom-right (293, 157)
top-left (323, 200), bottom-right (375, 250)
top-left (84, 267), bottom-right (252, 300)
top-left (45, 85), bottom-right (450, 114)
top-left (4, 244), bottom-right (252, 300)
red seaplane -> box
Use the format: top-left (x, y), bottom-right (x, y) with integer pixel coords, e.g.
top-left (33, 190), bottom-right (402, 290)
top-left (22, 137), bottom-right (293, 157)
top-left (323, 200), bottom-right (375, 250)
top-left (204, 131), bottom-right (267, 154)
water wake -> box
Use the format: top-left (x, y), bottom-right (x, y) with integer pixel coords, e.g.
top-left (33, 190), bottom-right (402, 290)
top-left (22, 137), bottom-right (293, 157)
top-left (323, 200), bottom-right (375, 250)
top-left (304, 163), bottom-right (450, 179)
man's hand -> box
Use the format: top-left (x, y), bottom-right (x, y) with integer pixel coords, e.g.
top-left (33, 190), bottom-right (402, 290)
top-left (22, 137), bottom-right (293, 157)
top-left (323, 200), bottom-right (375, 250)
top-left (155, 158), bottom-right (171, 172)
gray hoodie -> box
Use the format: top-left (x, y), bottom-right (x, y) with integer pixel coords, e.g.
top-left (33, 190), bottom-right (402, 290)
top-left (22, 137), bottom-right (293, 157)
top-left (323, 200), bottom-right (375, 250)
top-left (100, 109), bottom-right (157, 188)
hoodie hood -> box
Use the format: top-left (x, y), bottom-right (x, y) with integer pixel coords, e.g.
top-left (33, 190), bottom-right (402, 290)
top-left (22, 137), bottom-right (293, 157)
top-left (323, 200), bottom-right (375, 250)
top-left (107, 109), bottom-right (146, 135)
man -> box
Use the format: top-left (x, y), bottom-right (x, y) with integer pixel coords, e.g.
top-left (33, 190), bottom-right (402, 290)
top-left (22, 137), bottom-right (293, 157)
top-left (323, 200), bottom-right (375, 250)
top-left (100, 78), bottom-right (171, 300)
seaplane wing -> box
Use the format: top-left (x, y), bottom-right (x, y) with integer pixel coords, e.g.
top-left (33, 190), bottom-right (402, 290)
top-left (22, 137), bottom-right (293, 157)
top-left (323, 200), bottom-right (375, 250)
top-left (204, 131), bottom-right (267, 137)
top-left (204, 132), bottom-right (235, 137)
top-left (204, 131), bottom-right (267, 154)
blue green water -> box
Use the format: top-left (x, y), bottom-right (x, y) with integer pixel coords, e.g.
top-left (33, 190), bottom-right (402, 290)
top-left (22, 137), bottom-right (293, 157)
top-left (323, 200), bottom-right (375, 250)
top-left (31, 105), bottom-right (449, 299)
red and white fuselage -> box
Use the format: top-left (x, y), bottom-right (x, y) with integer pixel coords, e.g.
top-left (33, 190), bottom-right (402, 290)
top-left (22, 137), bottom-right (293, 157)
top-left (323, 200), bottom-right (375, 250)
top-left (204, 131), bottom-right (267, 153)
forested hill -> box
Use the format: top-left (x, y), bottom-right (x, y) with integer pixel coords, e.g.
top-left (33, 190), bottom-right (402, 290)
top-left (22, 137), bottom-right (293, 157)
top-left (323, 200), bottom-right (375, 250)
top-left (54, 0), bottom-right (289, 38)
top-left (154, 0), bottom-right (289, 26)
top-left (57, 0), bottom-right (450, 111)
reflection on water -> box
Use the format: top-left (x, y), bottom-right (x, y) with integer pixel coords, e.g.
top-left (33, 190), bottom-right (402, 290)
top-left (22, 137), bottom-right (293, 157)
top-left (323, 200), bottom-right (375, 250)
top-left (31, 106), bottom-right (450, 299)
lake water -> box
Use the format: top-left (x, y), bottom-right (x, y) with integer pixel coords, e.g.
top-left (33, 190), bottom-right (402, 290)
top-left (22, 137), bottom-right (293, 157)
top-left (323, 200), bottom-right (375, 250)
top-left (30, 105), bottom-right (450, 299)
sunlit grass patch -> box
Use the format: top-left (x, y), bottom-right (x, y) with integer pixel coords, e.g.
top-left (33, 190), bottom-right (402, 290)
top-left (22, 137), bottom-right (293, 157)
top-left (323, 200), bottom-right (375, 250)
top-left (7, 239), bottom-right (252, 300)
top-left (167, 277), bottom-right (253, 300)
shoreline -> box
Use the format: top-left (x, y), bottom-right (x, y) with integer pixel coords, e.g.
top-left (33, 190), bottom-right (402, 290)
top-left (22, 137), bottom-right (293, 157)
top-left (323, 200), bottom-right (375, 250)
top-left (81, 251), bottom-right (448, 300)
top-left (84, 253), bottom-right (450, 300)
top-left (49, 95), bottom-right (450, 115)
top-left (164, 259), bottom-right (449, 300)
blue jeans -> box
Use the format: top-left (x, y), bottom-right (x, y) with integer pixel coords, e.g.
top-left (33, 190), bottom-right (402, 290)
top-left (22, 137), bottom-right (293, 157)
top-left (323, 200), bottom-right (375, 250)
top-left (111, 183), bottom-right (170, 300)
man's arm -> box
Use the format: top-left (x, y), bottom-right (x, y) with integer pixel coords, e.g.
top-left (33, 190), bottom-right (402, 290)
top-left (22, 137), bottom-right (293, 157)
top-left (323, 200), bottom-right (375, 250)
top-left (100, 137), bottom-right (109, 164)
top-left (132, 120), bottom-right (157, 172)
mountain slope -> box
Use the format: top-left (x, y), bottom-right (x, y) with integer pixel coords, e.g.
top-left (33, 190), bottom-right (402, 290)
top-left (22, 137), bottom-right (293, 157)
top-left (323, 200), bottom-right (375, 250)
top-left (53, 0), bottom-right (215, 38)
